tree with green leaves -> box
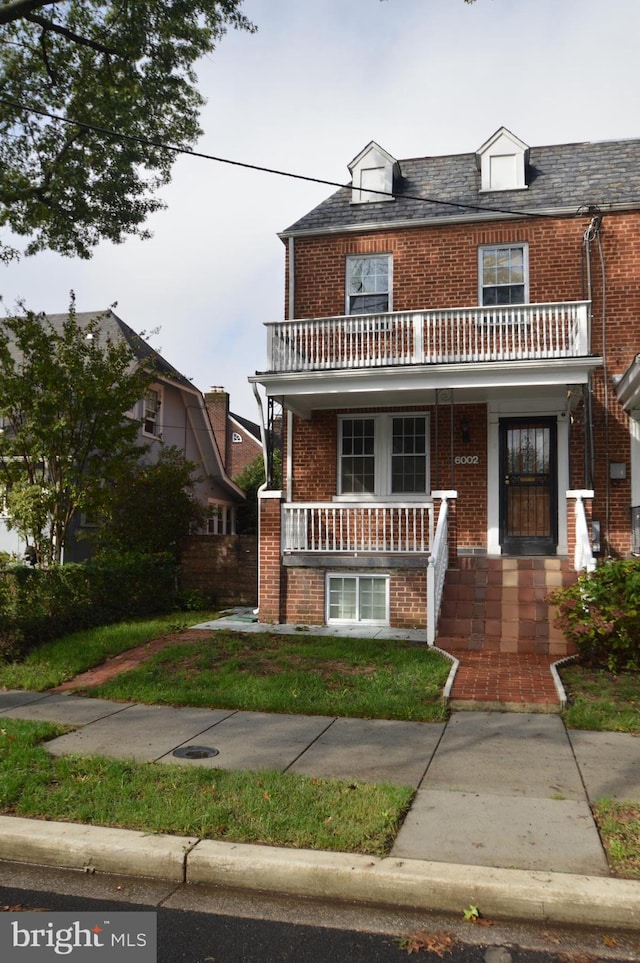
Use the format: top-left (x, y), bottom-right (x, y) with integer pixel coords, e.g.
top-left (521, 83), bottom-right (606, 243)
top-left (93, 445), bottom-right (206, 560)
top-left (0, 1), bottom-right (255, 259)
top-left (0, 300), bottom-right (155, 564)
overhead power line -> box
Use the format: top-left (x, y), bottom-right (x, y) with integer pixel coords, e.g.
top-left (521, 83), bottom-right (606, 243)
top-left (0, 96), bottom-right (558, 220)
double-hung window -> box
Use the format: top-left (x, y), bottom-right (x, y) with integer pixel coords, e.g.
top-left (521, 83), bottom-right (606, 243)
top-left (143, 387), bottom-right (162, 437)
top-left (346, 255), bottom-right (391, 315)
top-left (479, 244), bottom-right (528, 306)
top-left (338, 413), bottom-right (429, 498)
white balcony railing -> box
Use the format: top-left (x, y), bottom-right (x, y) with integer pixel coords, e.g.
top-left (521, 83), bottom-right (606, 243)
top-left (282, 502), bottom-right (434, 554)
top-left (266, 301), bottom-right (591, 373)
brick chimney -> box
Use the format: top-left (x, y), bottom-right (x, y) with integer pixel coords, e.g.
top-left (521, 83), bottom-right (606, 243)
top-left (204, 386), bottom-right (230, 470)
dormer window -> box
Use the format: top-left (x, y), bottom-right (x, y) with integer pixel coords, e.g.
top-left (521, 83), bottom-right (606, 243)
top-left (476, 127), bottom-right (529, 192)
top-left (348, 141), bottom-right (399, 204)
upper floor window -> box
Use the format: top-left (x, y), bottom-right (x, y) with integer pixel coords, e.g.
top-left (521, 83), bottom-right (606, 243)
top-left (346, 255), bottom-right (392, 315)
top-left (143, 386), bottom-right (162, 437)
top-left (338, 413), bottom-right (429, 498)
top-left (232, 431), bottom-right (243, 443)
top-left (479, 245), bottom-right (528, 306)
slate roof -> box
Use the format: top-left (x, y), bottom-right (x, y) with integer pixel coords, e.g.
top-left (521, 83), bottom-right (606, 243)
top-left (282, 137), bottom-right (640, 236)
top-left (44, 310), bottom-right (194, 391)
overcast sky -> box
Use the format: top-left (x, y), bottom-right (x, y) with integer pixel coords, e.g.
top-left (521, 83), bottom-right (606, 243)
top-left (1, 0), bottom-right (639, 421)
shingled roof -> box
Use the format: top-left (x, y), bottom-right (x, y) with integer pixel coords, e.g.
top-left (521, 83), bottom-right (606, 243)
top-left (282, 136), bottom-right (640, 236)
top-left (44, 309), bottom-right (194, 390)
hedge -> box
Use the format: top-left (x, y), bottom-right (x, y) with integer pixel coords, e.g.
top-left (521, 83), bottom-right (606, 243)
top-left (0, 553), bottom-right (177, 658)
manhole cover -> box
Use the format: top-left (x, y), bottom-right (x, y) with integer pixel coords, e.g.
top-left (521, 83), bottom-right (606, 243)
top-left (173, 745), bottom-right (219, 759)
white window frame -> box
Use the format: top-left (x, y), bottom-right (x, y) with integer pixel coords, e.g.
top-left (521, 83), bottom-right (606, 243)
top-left (478, 244), bottom-right (529, 307)
top-left (336, 412), bottom-right (430, 501)
top-left (142, 385), bottom-right (162, 438)
top-left (232, 431), bottom-right (243, 443)
top-left (325, 572), bottom-right (390, 625)
top-left (345, 254), bottom-right (392, 316)
top-left (207, 504), bottom-right (235, 534)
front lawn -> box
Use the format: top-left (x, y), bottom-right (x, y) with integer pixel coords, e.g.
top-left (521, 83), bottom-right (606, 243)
top-left (593, 798), bottom-right (640, 879)
top-left (0, 720), bottom-right (413, 856)
top-left (77, 630), bottom-right (451, 722)
top-left (560, 664), bottom-right (640, 733)
top-left (0, 612), bottom-right (217, 691)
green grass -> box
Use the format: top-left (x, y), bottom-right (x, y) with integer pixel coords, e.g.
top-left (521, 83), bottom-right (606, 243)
top-left (0, 612), bottom-right (217, 691)
top-left (0, 720), bottom-right (413, 856)
top-left (593, 798), bottom-right (640, 879)
top-left (79, 630), bottom-right (451, 722)
top-left (560, 665), bottom-right (640, 733)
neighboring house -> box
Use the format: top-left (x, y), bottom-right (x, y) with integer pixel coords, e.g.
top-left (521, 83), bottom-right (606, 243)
top-left (204, 386), bottom-right (263, 481)
top-left (0, 310), bottom-right (245, 561)
top-left (250, 128), bottom-right (640, 652)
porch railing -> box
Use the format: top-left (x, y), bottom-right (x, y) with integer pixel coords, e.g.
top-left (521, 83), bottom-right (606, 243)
top-left (266, 301), bottom-right (591, 373)
top-left (427, 491), bottom-right (457, 645)
top-left (567, 490), bottom-right (596, 572)
top-left (282, 502), bottom-right (434, 554)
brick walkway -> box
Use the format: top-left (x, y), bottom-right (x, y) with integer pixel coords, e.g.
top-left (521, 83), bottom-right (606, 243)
top-left (50, 631), bottom-right (217, 693)
top-left (446, 651), bottom-right (562, 712)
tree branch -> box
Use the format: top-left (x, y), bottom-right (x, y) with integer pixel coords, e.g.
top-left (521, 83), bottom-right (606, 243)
top-left (25, 12), bottom-right (120, 56)
top-left (0, 0), bottom-right (58, 27)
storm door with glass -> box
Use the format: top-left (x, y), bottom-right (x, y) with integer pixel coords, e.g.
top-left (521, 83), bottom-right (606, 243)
top-left (499, 417), bottom-right (557, 555)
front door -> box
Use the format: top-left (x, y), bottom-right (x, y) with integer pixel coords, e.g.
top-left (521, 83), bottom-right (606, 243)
top-left (499, 417), bottom-right (557, 555)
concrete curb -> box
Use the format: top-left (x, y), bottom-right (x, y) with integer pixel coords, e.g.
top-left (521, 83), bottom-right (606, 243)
top-left (433, 646), bottom-right (459, 704)
top-left (1, 816), bottom-right (639, 931)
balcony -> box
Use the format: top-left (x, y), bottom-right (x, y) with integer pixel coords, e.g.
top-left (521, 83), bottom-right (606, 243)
top-left (265, 301), bottom-right (591, 373)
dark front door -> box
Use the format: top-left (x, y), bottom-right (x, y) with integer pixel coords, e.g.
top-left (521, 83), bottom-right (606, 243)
top-left (500, 417), bottom-right (557, 555)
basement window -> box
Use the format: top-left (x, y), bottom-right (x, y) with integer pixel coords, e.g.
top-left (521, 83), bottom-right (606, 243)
top-left (326, 573), bottom-right (389, 624)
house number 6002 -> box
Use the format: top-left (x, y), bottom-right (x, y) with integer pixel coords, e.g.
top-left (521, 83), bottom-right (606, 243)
top-left (454, 454), bottom-right (479, 465)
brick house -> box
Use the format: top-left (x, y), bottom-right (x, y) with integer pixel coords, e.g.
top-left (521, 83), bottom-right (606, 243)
top-left (250, 128), bottom-right (640, 654)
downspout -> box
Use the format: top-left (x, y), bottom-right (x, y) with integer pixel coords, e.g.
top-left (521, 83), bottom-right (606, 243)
top-left (288, 236), bottom-right (295, 321)
top-left (286, 409), bottom-right (293, 502)
top-left (287, 236), bottom-right (295, 503)
top-left (252, 382), bottom-right (269, 618)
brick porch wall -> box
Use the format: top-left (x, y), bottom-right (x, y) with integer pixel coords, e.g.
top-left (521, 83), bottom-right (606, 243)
top-left (283, 566), bottom-right (428, 629)
top-left (257, 492), bottom-right (284, 622)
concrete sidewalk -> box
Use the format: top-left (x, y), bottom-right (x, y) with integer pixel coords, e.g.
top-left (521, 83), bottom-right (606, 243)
top-left (1, 687), bottom-right (639, 929)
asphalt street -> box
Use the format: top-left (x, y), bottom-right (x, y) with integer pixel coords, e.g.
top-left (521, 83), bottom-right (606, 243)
top-left (0, 868), bottom-right (637, 963)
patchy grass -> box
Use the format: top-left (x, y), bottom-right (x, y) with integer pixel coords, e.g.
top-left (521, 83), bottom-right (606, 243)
top-left (0, 720), bottom-right (413, 856)
top-left (0, 613), bottom-right (218, 691)
top-left (79, 630), bottom-right (450, 722)
top-left (560, 664), bottom-right (640, 733)
top-left (593, 798), bottom-right (640, 879)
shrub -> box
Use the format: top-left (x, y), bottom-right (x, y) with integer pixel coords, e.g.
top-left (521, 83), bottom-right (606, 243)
top-left (548, 559), bottom-right (640, 671)
top-left (0, 553), bottom-right (178, 657)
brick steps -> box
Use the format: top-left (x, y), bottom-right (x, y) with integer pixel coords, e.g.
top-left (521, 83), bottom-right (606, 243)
top-left (436, 556), bottom-right (577, 657)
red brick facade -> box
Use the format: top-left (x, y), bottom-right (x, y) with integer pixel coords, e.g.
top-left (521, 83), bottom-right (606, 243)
top-left (256, 140), bottom-right (640, 631)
